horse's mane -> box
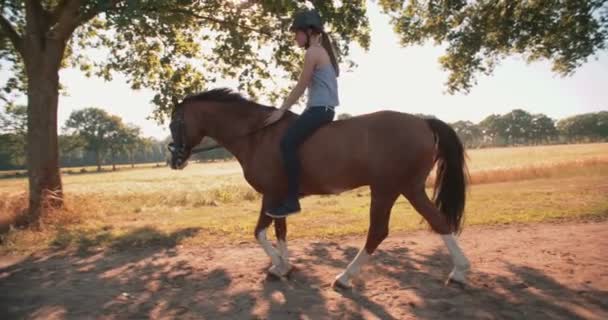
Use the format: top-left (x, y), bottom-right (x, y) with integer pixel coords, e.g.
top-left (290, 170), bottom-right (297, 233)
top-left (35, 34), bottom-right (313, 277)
top-left (173, 88), bottom-right (271, 116)
top-left (184, 88), bottom-right (250, 104)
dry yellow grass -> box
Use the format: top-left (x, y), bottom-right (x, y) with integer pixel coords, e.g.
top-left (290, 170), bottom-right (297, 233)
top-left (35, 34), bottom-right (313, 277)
top-left (426, 157), bottom-right (608, 186)
top-left (1, 143), bottom-right (607, 253)
top-left (465, 143), bottom-right (608, 170)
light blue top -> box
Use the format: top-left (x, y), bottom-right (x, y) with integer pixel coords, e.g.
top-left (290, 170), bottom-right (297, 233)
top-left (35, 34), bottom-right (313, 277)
top-left (307, 64), bottom-right (339, 107)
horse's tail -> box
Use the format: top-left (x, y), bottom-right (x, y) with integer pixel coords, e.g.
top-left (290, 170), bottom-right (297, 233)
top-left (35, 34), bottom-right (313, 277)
top-left (425, 118), bottom-right (468, 234)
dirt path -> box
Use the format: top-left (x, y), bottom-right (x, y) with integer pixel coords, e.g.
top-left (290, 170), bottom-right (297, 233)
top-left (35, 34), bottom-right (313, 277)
top-left (1, 221), bottom-right (607, 320)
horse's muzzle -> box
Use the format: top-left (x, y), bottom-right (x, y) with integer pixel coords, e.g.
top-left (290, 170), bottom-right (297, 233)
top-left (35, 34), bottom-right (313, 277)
top-left (168, 143), bottom-right (190, 170)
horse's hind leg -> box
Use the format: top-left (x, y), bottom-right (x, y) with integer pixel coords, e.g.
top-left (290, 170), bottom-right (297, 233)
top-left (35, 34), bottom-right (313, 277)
top-left (405, 188), bottom-right (470, 285)
top-left (333, 190), bottom-right (398, 289)
top-left (255, 195), bottom-right (290, 277)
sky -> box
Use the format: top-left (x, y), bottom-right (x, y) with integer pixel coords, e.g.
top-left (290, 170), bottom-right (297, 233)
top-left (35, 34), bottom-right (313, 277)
top-left (1, 2), bottom-right (607, 140)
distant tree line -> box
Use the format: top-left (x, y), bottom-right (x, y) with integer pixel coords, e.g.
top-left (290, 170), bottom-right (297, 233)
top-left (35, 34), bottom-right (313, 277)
top-left (450, 109), bottom-right (607, 148)
top-left (0, 106), bottom-right (168, 171)
top-left (339, 110), bottom-right (607, 149)
top-left (1, 106), bottom-right (606, 171)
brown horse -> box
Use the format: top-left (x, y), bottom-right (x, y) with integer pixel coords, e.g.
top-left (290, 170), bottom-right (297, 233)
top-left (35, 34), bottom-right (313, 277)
top-left (168, 88), bottom-right (470, 288)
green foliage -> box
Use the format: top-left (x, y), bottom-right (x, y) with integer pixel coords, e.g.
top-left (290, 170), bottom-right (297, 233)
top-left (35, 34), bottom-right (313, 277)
top-left (64, 108), bottom-right (117, 156)
top-left (451, 120), bottom-right (482, 148)
top-left (531, 113), bottom-right (559, 143)
top-left (476, 109), bottom-right (560, 146)
top-left (63, 107), bottom-right (142, 169)
top-left (0, 104), bottom-right (26, 135)
top-left (1, 0), bottom-right (371, 123)
top-left (0, 133), bottom-right (24, 168)
top-left (557, 111), bottom-right (608, 142)
top-left (0, 104), bottom-right (26, 167)
top-left (379, 0), bottom-right (608, 93)
top-left (58, 109), bottom-right (166, 169)
top-left (468, 110), bottom-right (608, 147)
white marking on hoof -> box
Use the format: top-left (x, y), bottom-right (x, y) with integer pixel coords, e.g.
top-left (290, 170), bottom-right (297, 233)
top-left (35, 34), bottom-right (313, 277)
top-left (277, 240), bottom-right (291, 273)
top-left (441, 234), bottom-right (470, 286)
top-left (332, 273), bottom-right (352, 289)
top-left (268, 265), bottom-right (284, 278)
top-left (268, 266), bottom-right (291, 278)
top-left (333, 248), bottom-right (370, 289)
top-left (257, 229), bottom-right (282, 267)
top-left (446, 258), bottom-right (470, 287)
top-left (446, 267), bottom-right (468, 287)
top-left (267, 262), bottom-right (292, 278)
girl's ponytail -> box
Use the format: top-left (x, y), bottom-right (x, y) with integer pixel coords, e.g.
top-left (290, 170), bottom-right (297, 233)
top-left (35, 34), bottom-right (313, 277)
top-left (321, 31), bottom-right (340, 77)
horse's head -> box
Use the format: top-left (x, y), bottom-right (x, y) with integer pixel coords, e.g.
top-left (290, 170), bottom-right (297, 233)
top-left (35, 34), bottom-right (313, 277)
top-left (168, 99), bottom-right (205, 170)
top-left (167, 88), bottom-right (268, 169)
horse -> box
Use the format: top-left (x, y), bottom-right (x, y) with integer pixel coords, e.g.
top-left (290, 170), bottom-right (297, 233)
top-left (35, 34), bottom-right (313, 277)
top-left (167, 88), bottom-right (470, 289)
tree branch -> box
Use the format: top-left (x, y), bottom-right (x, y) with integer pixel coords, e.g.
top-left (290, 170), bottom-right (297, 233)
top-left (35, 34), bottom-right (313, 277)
top-left (0, 14), bottom-right (23, 55)
top-left (77, 0), bottom-right (122, 26)
top-left (168, 8), bottom-right (272, 37)
top-left (52, 0), bottom-right (123, 40)
top-left (49, 0), bottom-right (69, 26)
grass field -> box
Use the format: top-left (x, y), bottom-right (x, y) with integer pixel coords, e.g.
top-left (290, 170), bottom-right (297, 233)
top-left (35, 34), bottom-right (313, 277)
top-left (1, 143), bottom-right (607, 254)
top-left (0, 162), bottom-right (165, 179)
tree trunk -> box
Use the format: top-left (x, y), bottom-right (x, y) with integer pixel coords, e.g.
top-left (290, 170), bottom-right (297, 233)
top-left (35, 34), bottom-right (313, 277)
top-left (23, 40), bottom-right (65, 226)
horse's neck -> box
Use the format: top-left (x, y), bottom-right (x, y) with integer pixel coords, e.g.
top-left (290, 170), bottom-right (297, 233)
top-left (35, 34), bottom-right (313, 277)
top-left (202, 102), bottom-right (266, 163)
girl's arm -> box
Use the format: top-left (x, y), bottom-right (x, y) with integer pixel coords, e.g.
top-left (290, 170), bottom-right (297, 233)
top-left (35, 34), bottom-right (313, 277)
top-left (279, 48), bottom-right (318, 111)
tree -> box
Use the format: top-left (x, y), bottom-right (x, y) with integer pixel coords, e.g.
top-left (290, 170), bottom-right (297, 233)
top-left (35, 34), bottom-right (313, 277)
top-left (0, 132), bottom-right (27, 169)
top-left (530, 114), bottom-right (558, 144)
top-left (379, 0), bottom-right (608, 93)
top-left (64, 108), bottom-right (118, 171)
top-left (557, 111), bottom-right (608, 142)
top-left (107, 121), bottom-right (141, 170)
top-left (0, 104), bottom-right (27, 166)
top-left (58, 133), bottom-right (86, 167)
top-left (451, 120), bottom-right (482, 148)
top-left (0, 104), bottom-right (27, 136)
top-left (0, 1), bottom-right (371, 224)
top-left (479, 114), bottom-right (507, 146)
top-left (479, 110), bottom-right (557, 146)
top-left (596, 111), bottom-right (608, 140)
top-left (502, 109), bottom-right (534, 145)
top-left (134, 136), bottom-right (155, 165)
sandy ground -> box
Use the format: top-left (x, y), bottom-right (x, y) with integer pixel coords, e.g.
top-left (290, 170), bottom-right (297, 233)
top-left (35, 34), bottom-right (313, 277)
top-left (1, 221), bottom-right (607, 320)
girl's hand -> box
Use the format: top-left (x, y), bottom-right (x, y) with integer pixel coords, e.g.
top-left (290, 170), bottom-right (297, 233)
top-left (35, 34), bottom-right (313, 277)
top-left (265, 109), bottom-right (285, 126)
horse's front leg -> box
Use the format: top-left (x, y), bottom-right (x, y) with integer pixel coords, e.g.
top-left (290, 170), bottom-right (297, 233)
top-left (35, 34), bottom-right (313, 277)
top-left (254, 196), bottom-right (291, 277)
top-left (272, 217), bottom-right (292, 276)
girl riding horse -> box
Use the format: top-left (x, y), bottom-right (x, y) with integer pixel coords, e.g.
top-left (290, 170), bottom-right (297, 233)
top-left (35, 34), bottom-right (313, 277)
top-left (264, 9), bottom-right (340, 218)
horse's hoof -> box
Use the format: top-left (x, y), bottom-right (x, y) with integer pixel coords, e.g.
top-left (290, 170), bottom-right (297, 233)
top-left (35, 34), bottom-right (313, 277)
top-left (445, 269), bottom-right (468, 288)
top-left (267, 264), bottom-right (291, 278)
top-left (332, 274), bottom-right (352, 290)
top-left (445, 276), bottom-right (467, 289)
top-left (266, 272), bottom-right (282, 281)
top-left (284, 265), bottom-right (295, 277)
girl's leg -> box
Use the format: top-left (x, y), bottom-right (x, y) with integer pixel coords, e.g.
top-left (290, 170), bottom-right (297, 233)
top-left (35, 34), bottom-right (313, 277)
top-left (266, 107), bottom-right (335, 218)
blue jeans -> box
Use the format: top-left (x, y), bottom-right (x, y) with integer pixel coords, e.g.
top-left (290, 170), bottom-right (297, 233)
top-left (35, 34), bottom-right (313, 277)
top-left (280, 106), bottom-right (336, 198)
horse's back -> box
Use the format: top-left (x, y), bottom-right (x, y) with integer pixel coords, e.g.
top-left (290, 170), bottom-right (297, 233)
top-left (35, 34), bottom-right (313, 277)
top-left (297, 110), bottom-right (437, 193)
top-left (306, 110), bottom-right (435, 153)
